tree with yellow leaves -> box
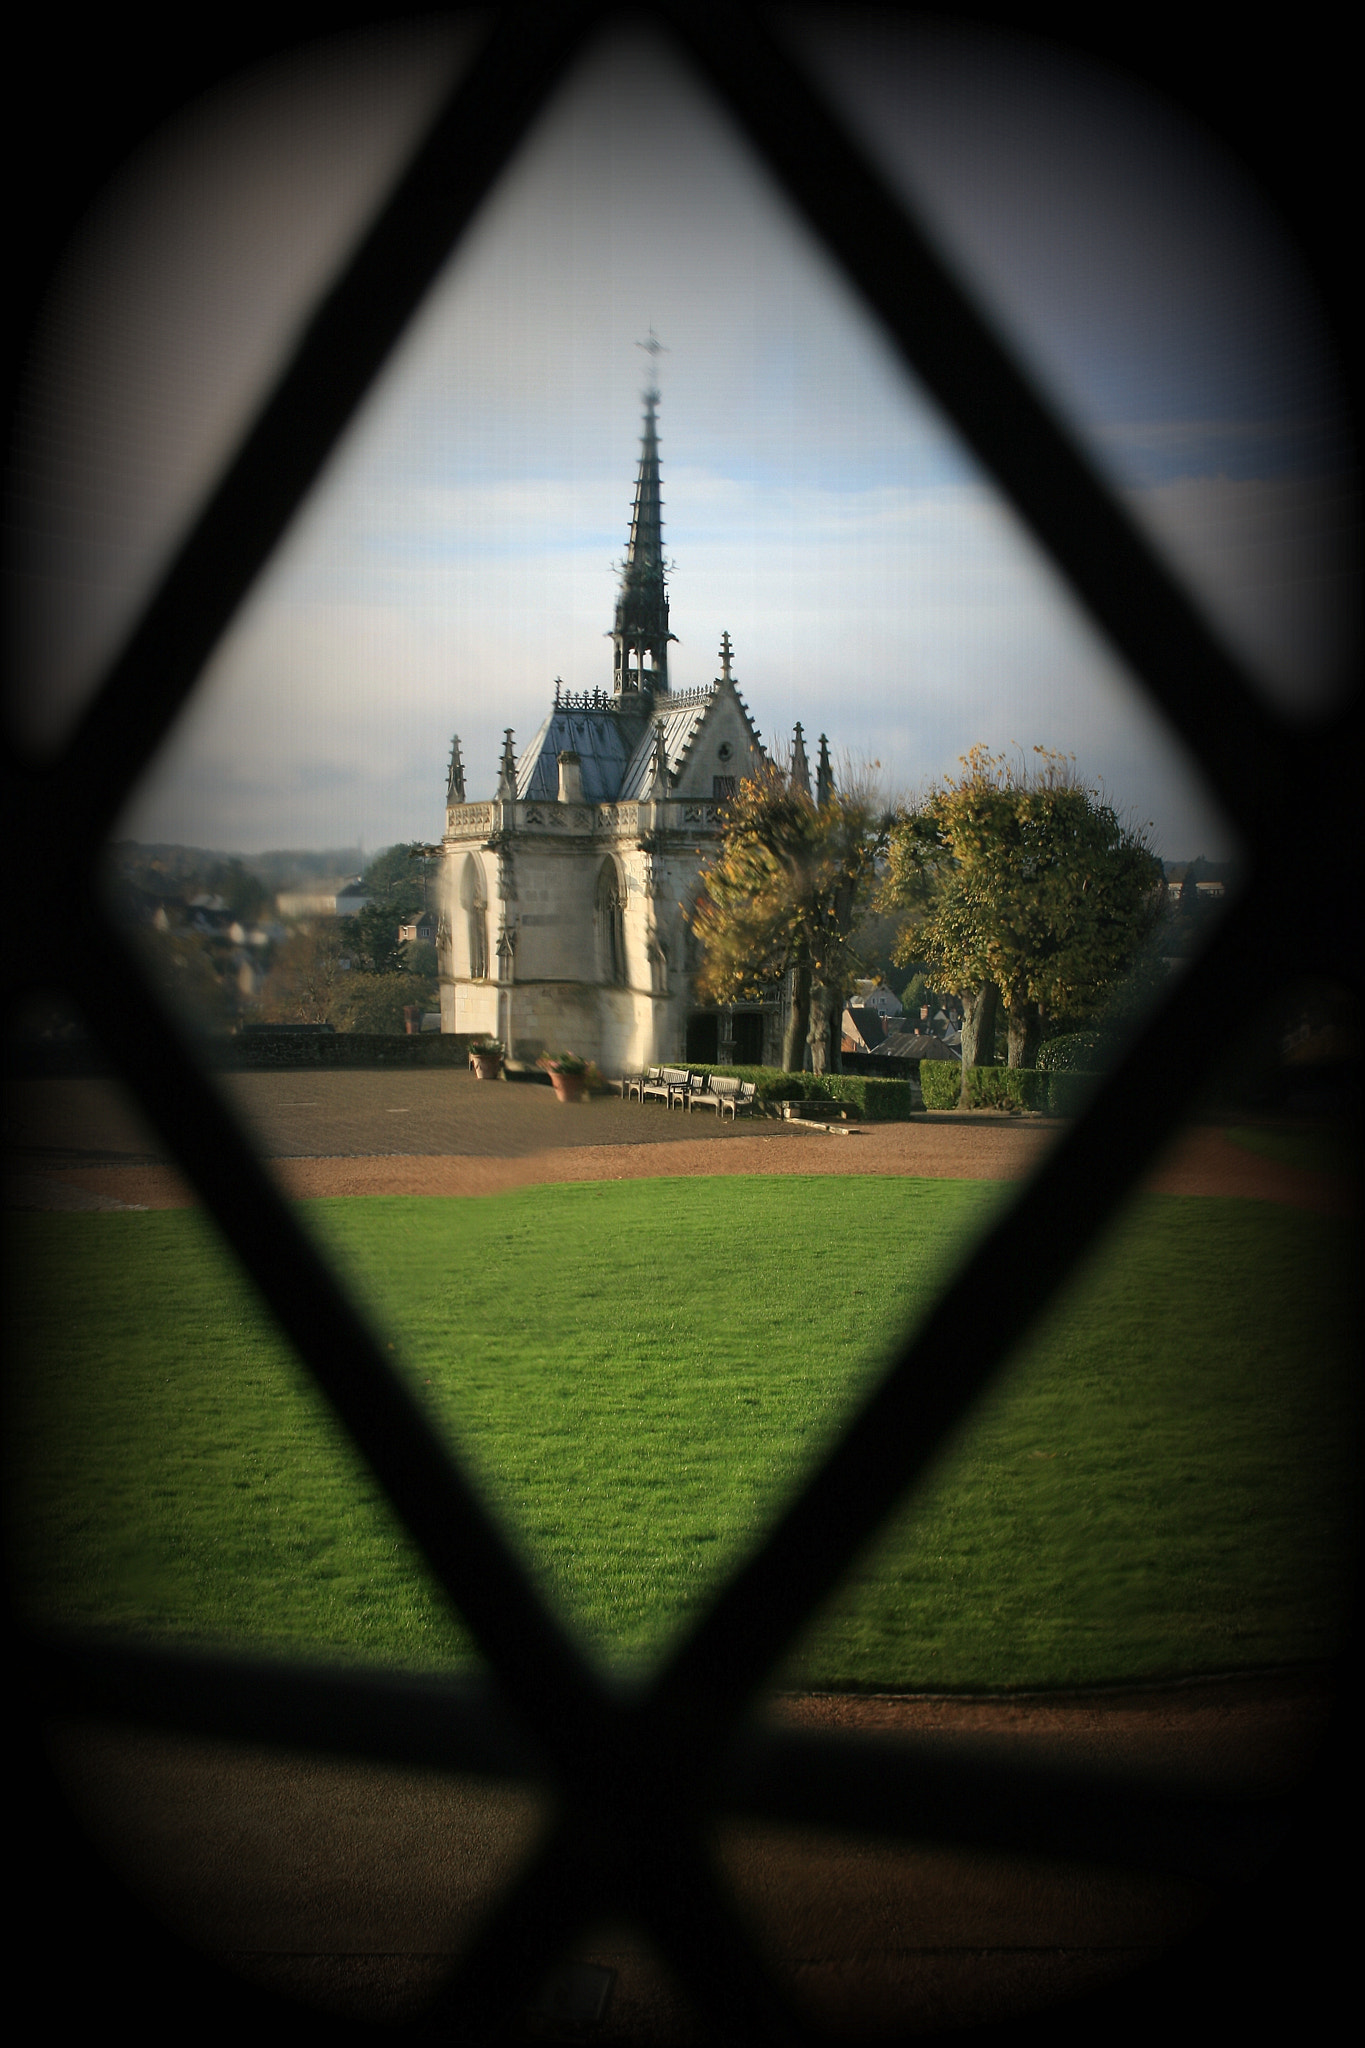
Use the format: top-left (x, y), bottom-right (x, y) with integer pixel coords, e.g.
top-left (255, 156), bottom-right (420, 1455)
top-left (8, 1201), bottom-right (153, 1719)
top-left (882, 748), bottom-right (1163, 1095)
top-left (691, 756), bottom-right (891, 1072)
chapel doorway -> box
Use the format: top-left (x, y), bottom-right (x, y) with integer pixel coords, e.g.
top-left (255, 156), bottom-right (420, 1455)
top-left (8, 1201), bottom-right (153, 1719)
top-left (685, 1013), bottom-right (719, 1063)
top-left (731, 1012), bottom-right (765, 1065)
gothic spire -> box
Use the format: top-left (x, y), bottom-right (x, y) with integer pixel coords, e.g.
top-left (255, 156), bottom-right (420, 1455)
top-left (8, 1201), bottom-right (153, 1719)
top-left (497, 729), bottom-right (517, 800)
top-left (446, 733), bottom-right (465, 803)
top-left (612, 379), bottom-right (674, 702)
top-left (816, 733), bottom-right (834, 808)
top-left (791, 721), bottom-right (811, 799)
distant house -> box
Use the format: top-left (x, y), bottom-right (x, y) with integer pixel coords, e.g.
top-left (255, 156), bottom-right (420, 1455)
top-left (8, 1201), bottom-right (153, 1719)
top-left (399, 908), bottom-right (438, 945)
top-left (842, 1006), bottom-right (886, 1054)
top-left (335, 883), bottom-right (373, 918)
top-left (187, 893), bottom-right (232, 935)
top-left (276, 890), bottom-right (342, 919)
top-left (849, 980), bottom-right (904, 1020)
top-left (275, 881), bottom-right (374, 920)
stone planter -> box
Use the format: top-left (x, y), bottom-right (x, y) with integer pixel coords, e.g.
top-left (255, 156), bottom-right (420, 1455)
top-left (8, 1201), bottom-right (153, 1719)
top-left (548, 1070), bottom-right (587, 1104)
top-left (472, 1054), bottom-right (503, 1081)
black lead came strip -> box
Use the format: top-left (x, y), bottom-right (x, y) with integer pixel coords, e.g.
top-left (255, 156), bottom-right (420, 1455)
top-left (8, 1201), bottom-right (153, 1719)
top-left (7, 2), bottom-right (1355, 2041)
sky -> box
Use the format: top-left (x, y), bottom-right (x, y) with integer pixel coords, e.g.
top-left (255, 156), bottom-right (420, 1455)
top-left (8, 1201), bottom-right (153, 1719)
top-left (9, 14), bottom-right (1355, 863)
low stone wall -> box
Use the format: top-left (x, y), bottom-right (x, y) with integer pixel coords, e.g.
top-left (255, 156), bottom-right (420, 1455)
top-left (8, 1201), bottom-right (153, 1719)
top-left (10, 1032), bottom-right (479, 1075)
top-left (220, 1031), bottom-right (477, 1069)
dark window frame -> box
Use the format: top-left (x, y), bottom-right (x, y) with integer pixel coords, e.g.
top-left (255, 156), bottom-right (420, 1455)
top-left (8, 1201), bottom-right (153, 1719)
top-left (460, 853), bottom-right (490, 981)
top-left (7, 5), bottom-right (1357, 2040)
top-left (596, 854), bottom-right (629, 987)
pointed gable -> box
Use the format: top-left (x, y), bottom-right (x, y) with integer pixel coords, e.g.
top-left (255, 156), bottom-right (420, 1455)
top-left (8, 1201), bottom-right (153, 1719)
top-left (618, 698), bottom-right (711, 798)
top-left (618, 659), bottom-right (767, 802)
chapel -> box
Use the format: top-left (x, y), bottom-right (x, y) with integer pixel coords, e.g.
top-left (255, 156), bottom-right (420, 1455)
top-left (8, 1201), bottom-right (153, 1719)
top-left (437, 380), bottom-right (833, 1072)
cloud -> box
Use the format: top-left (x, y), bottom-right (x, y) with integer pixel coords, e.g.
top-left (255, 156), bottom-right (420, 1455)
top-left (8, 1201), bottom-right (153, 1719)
top-left (122, 462), bottom-right (1235, 860)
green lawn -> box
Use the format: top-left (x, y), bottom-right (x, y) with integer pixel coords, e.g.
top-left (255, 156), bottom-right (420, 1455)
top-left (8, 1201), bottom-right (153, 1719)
top-left (5, 1176), bottom-right (1357, 1690)
top-left (1222, 1123), bottom-right (1360, 1179)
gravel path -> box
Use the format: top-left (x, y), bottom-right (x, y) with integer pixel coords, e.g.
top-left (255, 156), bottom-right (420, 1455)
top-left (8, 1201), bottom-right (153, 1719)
top-left (4, 1071), bottom-right (1354, 1212)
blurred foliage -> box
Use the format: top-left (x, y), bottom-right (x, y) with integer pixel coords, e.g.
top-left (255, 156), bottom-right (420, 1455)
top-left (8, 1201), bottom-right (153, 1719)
top-left (132, 925), bottom-right (240, 1034)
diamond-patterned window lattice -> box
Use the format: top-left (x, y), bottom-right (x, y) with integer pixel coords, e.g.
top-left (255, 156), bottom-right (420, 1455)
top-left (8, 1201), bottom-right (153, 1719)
top-left (8, 5), bottom-right (1356, 2042)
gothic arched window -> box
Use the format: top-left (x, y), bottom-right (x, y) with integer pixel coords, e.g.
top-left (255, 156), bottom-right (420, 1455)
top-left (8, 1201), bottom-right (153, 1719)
top-left (460, 855), bottom-right (488, 980)
top-left (596, 857), bottom-right (627, 986)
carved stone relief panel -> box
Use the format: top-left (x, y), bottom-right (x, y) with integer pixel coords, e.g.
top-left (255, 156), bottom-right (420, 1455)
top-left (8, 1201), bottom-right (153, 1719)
top-left (447, 803), bottom-right (493, 835)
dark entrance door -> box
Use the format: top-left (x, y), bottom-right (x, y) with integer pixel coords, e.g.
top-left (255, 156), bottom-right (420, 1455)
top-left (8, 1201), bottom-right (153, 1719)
top-left (685, 1013), bottom-right (719, 1063)
top-left (732, 1012), bottom-right (764, 1065)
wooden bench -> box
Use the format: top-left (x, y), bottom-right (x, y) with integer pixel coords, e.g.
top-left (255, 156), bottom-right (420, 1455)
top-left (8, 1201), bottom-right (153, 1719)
top-left (641, 1066), bottom-right (691, 1108)
top-left (687, 1073), bottom-right (758, 1120)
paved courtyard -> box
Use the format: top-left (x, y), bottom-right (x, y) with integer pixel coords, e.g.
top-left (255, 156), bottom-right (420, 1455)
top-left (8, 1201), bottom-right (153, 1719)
top-left (5, 1069), bottom-right (1354, 1213)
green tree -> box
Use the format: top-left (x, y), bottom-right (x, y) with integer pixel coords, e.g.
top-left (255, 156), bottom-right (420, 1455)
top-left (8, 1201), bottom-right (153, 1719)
top-left (899, 970), bottom-right (932, 1022)
top-left (350, 901), bottom-right (409, 977)
top-left (691, 761), bottom-right (891, 1072)
top-left (255, 923), bottom-right (345, 1024)
top-left (360, 843), bottom-right (432, 921)
top-left (882, 747), bottom-right (1164, 1096)
top-left (331, 972), bottom-right (427, 1035)
top-left (406, 938), bottom-right (440, 985)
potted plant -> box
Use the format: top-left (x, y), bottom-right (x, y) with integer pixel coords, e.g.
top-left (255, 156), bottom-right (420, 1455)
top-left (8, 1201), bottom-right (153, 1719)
top-left (538, 1050), bottom-right (590, 1103)
top-left (470, 1035), bottom-right (504, 1080)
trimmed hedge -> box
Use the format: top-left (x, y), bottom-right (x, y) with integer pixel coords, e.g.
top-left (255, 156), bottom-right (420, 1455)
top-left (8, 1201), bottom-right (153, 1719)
top-left (682, 1064), bottom-right (917, 1121)
top-left (818, 1074), bottom-right (918, 1122)
top-left (919, 1061), bottom-right (962, 1109)
top-left (1045, 1070), bottom-right (1103, 1116)
top-left (1037, 1030), bottom-right (1115, 1072)
top-left (969, 1067), bottom-right (1049, 1112)
top-left (678, 1063), bottom-right (804, 1103)
top-left (919, 1062), bottom-right (1102, 1114)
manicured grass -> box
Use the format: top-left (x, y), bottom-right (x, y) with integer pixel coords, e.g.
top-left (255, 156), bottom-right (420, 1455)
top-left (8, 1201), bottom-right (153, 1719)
top-left (5, 1177), bottom-right (1357, 1690)
top-left (1223, 1123), bottom-right (1360, 1179)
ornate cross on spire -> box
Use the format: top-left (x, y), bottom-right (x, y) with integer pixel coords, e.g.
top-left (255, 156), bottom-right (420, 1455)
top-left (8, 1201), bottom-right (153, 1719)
top-left (718, 630), bottom-right (734, 683)
top-left (446, 733), bottom-right (465, 804)
top-left (635, 327), bottom-right (668, 371)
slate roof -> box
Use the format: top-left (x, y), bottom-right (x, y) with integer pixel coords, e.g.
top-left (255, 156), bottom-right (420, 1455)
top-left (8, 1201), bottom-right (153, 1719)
top-left (515, 689), bottom-right (722, 805)
top-left (515, 709), bottom-right (642, 802)
top-left (880, 1031), bottom-right (959, 1061)
top-left (618, 697), bottom-right (713, 798)
top-left (842, 1007), bottom-right (886, 1051)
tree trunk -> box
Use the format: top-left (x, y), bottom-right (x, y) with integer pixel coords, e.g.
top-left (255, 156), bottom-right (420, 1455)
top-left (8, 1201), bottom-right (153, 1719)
top-left (1007, 1001), bottom-right (1042, 1069)
top-left (783, 960), bottom-right (812, 1071)
top-left (959, 981), bottom-right (999, 1107)
top-left (808, 982), bottom-right (836, 1075)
